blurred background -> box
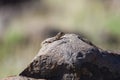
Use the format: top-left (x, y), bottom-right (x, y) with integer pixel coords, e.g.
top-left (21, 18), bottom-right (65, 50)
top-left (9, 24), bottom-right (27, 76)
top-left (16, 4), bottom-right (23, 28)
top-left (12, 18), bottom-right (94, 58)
top-left (0, 0), bottom-right (120, 78)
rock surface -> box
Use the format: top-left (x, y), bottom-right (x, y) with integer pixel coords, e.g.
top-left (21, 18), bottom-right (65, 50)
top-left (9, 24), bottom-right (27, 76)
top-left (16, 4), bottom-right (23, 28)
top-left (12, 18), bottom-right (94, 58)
top-left (19, 33), bottom-right (120, 80)
top-left (3, 32), bottom-right (120, 80)
top-left (1, 76), bottom-right (45, 80)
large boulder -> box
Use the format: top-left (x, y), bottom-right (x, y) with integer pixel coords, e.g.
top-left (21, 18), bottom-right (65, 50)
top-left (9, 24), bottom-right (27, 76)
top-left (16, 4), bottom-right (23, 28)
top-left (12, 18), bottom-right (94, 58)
top-left (19, 32), bottom-right (120, 80)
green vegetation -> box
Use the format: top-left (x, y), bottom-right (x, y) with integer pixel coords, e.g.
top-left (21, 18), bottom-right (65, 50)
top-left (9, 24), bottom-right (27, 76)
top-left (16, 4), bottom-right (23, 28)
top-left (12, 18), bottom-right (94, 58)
top-left (106, 15), bottom-right (120, 35)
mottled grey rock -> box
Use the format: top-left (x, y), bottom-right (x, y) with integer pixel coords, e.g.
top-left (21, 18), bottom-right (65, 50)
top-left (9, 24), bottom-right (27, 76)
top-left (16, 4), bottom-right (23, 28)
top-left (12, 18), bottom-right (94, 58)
top-left (1, 76), bottom-right (46, 80)
top-left (19, 33), bottom-right (120, 80)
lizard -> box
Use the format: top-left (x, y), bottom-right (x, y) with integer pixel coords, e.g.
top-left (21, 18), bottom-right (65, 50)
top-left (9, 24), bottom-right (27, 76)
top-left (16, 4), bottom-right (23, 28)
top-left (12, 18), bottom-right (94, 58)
top-left (42, 32), bottom-right (65, 44)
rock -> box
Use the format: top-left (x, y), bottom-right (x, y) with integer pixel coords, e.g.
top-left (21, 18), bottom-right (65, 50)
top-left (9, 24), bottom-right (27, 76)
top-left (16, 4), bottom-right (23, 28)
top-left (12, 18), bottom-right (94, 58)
top-left (18, 32), bottom-right (120, 80)
top-left (1, 76), bottom-right (46, 80)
